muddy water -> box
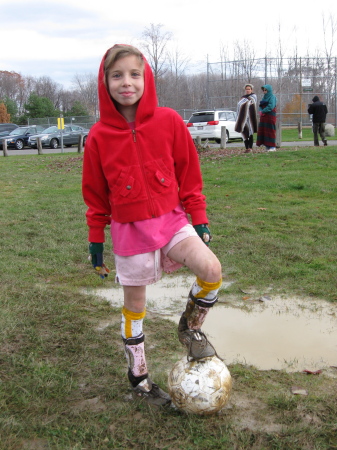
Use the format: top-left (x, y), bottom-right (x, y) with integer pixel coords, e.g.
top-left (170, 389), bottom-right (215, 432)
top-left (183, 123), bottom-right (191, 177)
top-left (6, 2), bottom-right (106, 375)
top-left (91, 274), bottom-right (337, 373)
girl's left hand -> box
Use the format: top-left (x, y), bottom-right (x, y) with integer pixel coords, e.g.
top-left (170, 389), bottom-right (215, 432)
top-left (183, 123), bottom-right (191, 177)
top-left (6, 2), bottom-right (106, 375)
top-left (193, 224), bottom-right (212, 246)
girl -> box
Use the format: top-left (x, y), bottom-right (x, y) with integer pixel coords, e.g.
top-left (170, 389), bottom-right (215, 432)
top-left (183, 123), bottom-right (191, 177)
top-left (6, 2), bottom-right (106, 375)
top-left (82, 44), bottom-right (222, 406)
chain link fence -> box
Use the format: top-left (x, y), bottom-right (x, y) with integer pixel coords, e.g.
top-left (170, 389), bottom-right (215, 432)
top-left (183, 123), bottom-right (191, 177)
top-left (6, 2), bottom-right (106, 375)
top-left (204, 56), bottom-right (336, 127)
top-left (27, 115), bottom-right (97, 130)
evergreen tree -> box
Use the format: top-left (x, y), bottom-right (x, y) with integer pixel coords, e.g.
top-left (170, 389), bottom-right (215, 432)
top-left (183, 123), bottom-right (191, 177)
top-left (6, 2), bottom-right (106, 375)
top-left (24, 93), bottom-right (58, 118)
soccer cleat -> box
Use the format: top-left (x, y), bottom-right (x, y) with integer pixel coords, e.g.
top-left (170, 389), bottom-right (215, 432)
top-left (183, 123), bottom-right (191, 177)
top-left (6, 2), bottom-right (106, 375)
top-left (132, 377), bottom-right (171, 406)
top-left (178, 313), bottom-right (216, 361)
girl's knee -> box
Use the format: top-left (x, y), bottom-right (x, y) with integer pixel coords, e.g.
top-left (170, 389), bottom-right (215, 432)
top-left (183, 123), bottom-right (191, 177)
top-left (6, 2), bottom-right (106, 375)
top-left (201, 254), bottom-right (222, 283)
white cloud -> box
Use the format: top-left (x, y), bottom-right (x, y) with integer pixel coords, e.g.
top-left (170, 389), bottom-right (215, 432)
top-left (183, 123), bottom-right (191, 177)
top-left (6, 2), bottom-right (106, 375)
top-left (0, 0), bottom-right (335, 88)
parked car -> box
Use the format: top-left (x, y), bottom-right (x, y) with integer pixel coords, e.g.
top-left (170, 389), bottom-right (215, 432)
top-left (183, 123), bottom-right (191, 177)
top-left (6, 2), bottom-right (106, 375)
top-left (0, 125), bottom-right (46, 150)
top-left (28, 125), bottom-right (89, 149)
top-left (186, 110), bottom-right (242, 143)
top-left (0, 123), bottom-right (19, 137)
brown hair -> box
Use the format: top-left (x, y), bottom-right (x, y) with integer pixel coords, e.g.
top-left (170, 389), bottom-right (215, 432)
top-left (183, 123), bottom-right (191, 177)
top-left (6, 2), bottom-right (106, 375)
top-left (104, 44), bottom-right (144, 81)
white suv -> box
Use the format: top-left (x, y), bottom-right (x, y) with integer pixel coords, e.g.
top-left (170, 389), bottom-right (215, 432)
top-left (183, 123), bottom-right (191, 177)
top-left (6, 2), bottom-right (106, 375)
top-left (187, 110), bottom-right (242, 143)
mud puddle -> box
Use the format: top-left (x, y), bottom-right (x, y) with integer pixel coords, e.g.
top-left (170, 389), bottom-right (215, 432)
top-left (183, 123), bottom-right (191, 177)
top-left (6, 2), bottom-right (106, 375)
top-left (88, 274), bottom-right (337, 373)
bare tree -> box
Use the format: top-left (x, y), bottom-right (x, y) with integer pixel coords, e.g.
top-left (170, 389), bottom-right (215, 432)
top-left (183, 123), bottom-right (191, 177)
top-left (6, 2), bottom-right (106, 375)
top-left (72, 73), bottom-right (98, 116)
top-left (162, 46), bottom-right (190, 108)
top-left (139, 23), bottom-right (172, 94)
top-left (33, 76), bottom-right (63, 109)
top-left (322, 12), bottom-right (337, 62)
top-left (167, 46), bottom-right (190, 80)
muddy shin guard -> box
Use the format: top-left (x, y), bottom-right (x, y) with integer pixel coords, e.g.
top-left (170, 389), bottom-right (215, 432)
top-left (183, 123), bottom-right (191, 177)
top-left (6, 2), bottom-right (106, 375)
top-left (121, 307), bottom-right (148, 386)
top-left (186, 277), bottom-right (222, 329)
top-left (124, 334), bottom-right (148, 386)
top-left (178, 277), bottom-right (222, 360)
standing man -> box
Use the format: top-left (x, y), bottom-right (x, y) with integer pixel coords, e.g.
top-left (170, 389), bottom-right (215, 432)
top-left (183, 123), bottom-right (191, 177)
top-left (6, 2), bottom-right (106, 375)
top-left (308, 96), bottom-right (328, 147)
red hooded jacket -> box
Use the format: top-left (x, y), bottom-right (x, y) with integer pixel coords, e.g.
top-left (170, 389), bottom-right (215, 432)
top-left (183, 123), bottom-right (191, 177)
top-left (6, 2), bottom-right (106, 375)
top-left (82, 46), bottom-right (208, 243)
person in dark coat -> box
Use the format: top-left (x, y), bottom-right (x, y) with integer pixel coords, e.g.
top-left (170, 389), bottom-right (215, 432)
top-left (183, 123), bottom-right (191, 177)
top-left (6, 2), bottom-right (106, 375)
top-left (308, 96), bottom-right (328, 146)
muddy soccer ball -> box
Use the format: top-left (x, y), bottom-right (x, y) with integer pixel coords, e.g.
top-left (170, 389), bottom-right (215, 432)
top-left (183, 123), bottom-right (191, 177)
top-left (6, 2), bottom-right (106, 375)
top-left (168, 355), bottom-right (232, 415)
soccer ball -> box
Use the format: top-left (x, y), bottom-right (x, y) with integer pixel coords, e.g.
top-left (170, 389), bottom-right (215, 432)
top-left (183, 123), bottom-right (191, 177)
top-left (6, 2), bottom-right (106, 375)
top-left (168, 355), bottom-right (232, 415)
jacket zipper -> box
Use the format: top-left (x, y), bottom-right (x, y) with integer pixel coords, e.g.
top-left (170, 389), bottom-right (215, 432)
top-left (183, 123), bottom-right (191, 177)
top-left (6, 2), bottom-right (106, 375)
top-left (132, 129), bottom-right (156, 217)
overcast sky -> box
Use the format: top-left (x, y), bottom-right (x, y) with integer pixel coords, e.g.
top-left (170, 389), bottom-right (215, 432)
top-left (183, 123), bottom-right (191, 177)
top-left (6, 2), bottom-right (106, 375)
top-left (1, 0), bottom-right (336, 89)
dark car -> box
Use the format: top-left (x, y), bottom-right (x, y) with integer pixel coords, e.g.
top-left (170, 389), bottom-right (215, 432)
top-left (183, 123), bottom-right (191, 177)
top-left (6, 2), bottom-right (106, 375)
top-left (0, 123), bottom-right (19, 138)
top-left (28, 125), bottom-right (89, 149)
top-left (0, 126), bottom-right (45, 150)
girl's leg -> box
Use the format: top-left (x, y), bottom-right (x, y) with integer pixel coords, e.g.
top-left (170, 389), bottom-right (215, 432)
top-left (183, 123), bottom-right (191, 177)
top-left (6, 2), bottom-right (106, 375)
top-left (167, 236), bottom-right (222, 360)
top-left (122, 285), bottom-right (171, 405)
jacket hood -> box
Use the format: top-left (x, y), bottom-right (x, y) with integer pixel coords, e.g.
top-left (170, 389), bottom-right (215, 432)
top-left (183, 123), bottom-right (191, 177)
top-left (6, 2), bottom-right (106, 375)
top-left (261, 84), bottom-right (277, 106)
top-left (312, 96), bottom-right (320, 102)
top-left (98, 45), bottom-right (158, 129)
top-left (262, 84), bottom-right (273, 95)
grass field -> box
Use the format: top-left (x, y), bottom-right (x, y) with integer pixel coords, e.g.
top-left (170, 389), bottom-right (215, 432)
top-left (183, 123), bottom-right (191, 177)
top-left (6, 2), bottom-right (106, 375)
top-left (0, 147), bottom-right (337, 449)
top-left (281, 126), bottom-right (334, 142)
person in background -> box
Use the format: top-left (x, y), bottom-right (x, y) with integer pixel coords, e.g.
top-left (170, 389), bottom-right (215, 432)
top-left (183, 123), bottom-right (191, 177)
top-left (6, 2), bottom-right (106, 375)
top-left (256, 84), bottom-right (277, 151)
top-left (82, 44), bottom-right (222, 407)
top-left (235, 83), bottom-right (258, 153)
top-left (308, 96), bottom-right (328, 147)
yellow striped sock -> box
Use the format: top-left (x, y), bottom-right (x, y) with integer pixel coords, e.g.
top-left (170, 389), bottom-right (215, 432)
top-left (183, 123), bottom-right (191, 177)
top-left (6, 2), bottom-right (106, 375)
top-left (193, 277), bottom-right (222, 299)
top-left (122, 307), bottom-right (146, 339)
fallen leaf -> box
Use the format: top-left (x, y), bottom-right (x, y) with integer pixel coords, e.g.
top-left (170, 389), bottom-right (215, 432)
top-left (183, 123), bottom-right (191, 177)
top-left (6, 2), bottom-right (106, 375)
top-left (303, 369), bottom-right (322, 375)
top-left (240, 288), bottom-right (257, 294)
top-left (291, 386), bottom-right (308, 395)
top-left (259, 295), bottom-right (271, 302)
top-left (257, 207), bottom-right (267, 210)
top-left (242, 296), bottom-right (251, 301)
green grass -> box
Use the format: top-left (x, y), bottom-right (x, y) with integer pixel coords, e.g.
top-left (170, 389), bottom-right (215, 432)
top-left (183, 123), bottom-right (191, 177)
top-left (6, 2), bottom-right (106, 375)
top-left (0, 149), bottom-right (337, 449)
top-left (200, 147), bottom-right (337, 301)
top-left (281, 126), bottom-right (335, 142)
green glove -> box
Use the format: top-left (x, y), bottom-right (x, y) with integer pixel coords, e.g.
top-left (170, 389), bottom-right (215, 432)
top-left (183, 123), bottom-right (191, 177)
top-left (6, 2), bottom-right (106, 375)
top-left (193, 224), bottom-right (212, 246)
top-left (88, 243), bottom-right (109, 278)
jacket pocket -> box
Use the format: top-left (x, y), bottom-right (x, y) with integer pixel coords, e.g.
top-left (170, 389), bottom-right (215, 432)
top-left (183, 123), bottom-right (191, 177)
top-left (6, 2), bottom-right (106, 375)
top-left (144, 159), bottom-right (175, 194)
top-left (112, 169), bottom-right (142, 202)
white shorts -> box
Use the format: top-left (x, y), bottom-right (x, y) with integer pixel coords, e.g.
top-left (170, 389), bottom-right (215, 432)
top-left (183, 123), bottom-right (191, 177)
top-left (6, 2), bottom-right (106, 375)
top-left (114, 224), bottom-right (198, 286)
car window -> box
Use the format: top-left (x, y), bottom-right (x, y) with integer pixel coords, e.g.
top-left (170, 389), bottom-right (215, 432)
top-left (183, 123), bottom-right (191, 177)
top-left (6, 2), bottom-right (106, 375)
top-left (10, 127), bottom-right (29, 135)
top-left (43, 126), bottom-right (58, 133)
top-left (218, 112), bottom-right (227, 121)
top-left (226, 112), bottom-right (236, 121)
top-left (189, 113), bottom-right (214, 123)
top-left (0, 124), bottom-right (17, 132)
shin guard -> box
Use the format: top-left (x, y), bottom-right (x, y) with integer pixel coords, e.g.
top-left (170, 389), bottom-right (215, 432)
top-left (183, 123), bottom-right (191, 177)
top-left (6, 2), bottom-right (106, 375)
top-left (123, 334), bottom-right (148, 386)
top-left (186, 277), bottom-right (222, 329)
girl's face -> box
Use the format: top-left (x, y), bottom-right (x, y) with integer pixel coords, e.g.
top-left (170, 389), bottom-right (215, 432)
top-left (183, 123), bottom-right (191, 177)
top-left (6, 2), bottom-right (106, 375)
top-left (245, 86), bottom-right (252, 95)
top-left (107, 55), bottom-right (145, 117)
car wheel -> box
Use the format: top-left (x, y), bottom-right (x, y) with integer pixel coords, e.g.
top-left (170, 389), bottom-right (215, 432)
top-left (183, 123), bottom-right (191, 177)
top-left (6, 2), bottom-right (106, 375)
top-left (50, 138), bottom-right (58, 149)
top-left (226, 131), bottom-right (229, 143)
top-left (83, 136), bottom-right (87, 146)
top-left (15, 139), bottom-right (24, 150)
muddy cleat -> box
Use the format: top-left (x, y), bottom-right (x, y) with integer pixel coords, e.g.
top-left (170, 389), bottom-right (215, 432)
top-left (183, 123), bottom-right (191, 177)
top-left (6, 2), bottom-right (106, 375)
top-left (132, 377), bottom-right (171, 406)
top-left (178, 313), bottom-right (216, 361)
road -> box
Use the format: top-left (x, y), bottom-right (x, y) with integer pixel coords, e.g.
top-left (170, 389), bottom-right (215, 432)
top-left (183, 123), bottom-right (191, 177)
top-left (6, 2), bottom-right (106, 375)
top-left (2, 139), bottom-right (337, 156)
